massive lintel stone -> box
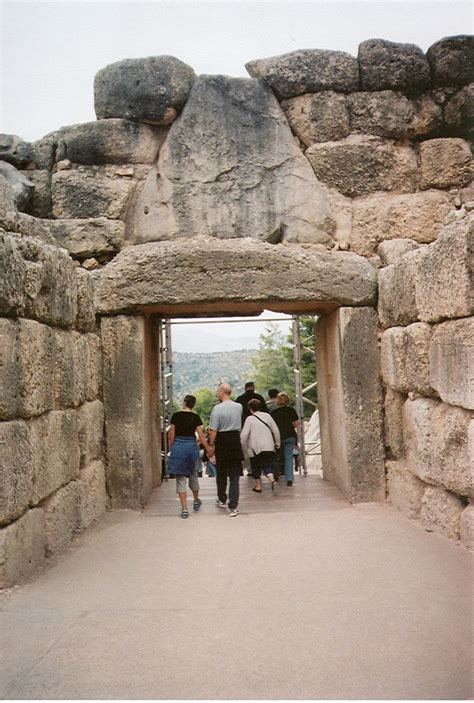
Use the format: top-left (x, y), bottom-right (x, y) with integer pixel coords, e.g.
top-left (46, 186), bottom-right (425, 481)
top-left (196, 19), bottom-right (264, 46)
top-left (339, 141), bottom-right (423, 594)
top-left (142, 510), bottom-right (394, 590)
top-left (94, 238), bottom-right (377, 315)
top-left (94, 56), bottom-right (196, 125)
top-left (128, 75), bottom-right (335, 246)
top-left (427, 35), bottom-right (474, 87)
top-left (358, 39), bottom-right (430, 93)
top-left (245, 49), bottom-right (359, 99)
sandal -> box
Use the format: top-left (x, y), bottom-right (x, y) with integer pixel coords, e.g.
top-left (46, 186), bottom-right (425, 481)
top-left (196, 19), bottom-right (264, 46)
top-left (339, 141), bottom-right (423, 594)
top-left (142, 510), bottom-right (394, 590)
top-left (193, 498), bottom-right (202, 511)
top-left (252, 488), bottom-right (262, 493)
top-left (180, 509), bottom-right (189, 519)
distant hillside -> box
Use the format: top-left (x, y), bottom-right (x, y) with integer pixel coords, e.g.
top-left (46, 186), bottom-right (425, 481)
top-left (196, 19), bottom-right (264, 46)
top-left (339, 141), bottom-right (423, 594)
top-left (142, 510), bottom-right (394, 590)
top-left (173, 349), bottom-right (256, 399)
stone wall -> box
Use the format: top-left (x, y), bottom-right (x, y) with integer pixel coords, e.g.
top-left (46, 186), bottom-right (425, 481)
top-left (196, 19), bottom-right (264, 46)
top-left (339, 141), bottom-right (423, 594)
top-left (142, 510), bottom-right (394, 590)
top-left (0, 190), bottom-right (107, 587)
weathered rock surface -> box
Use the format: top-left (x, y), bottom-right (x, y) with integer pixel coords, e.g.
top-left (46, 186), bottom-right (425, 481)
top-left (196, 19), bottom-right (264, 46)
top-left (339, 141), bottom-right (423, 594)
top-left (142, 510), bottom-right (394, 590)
top-left (0, 509), bottom-right (46, 588)
top-left (78, 400), bottom-right (104, 468)
top-left (348, 91), bottom-right (441, 139)
top-left (48, 218), bottom-right (125, 258)
top-left (386, 460), bottom-right (426, 518)
top-left (420, 486), bottom-right (465, 539)
top-left (16, 212), bottom-right (56, 245)
top-left (245, 49), bottom-right (359, 99)
top-left (84, 333), bottom-right (102, 402)
top-left (20, 170), bottom-right (52, 219)
top-left (306, 136), bottom-right (417, 198)
top-left (403, 397), bottom-right (473, 497)
top-left (129, 75), bottom-right (335, 245)
top-left (352, 190), bottom-right (452, 256)
top-left (384, 387), bottom-right (406, 459)
top-left (44, 482), bottom-right (81, 555)
top-left (415, 215), bottom-right (473, 322)
top-left (77, 460), bottom-right (108, 531)
top-left (0, 175), bottom-right (19, 231)
top-left (419, 138), bottom-right (472, 189)
top-left (0, 420), bottom-right (32, 524)
top-left (0, 162), bottom-right (34, 210)
top-left (444, 83), bottom-right (474, 142)
top-left (378, 238), bottom-right (420, 266)
top-left (75, 268), bottom-right (96, 333)
top-left (460, 504), bottom-right (474, 550)
top-left (381, 323), bottom-right (434, 396)
top-left (57, 120), bottom-right (165, 165)
top-left (358, 39), bottom-right (430, 92)
top-left (0, 133), bottom-right (32, 167)
top-left (94, 237), bottom-right (377, 314)
top-left (51, 331), bottom-right (88, 409)
top-left (429, 318), bottom-right (474, 410)
top-left (427, 35), bottom-right (474, 87)
top-left (52, 168), bottom-right (137, 220)
top-left (94, 56), bottom-right (196, 125)
top-left (281, 92), bottom-right (350, 145)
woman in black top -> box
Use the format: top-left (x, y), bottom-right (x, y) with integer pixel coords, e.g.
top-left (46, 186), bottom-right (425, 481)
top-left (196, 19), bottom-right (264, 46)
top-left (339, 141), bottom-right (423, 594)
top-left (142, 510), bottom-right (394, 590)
top-left (168, 394), bottom-right (212, 519)
top-left (271, 392), bottom-right (299, 486)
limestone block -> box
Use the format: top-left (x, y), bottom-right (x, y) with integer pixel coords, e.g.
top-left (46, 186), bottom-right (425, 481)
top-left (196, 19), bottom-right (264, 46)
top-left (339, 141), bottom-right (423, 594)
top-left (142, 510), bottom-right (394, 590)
top-left (378, 249), bottom-right (423, 328)
top-left (419, 138), bottom-right (472, 190)
top-left (322, 186), bottom-right (352, 247)
top-left (403, 397), bottom-right (473, 496)
top-left (415, 215), bottom-right (473, 323)
top-left (30, 131), bottom-right (60, 170)
top-left (94, 237), bottom-right (377, 315)
top-left (429, 318), bottom-right (474, 410)
top-left (29, 410), bottom-right (80, 504)
top-left (0, 133), bottom-right (32, 167)
top-left (0, 420), bottom-right (33, 524)
top-left (348, 91), bottom-right (441, 140)
top-left (0, 175), bottom-right (19, 231)
top-left (0, 509), bottom-right (46, 588)
top-left (75, 268), bottom-right (96, 333)
top-left (0, 319), bottom-right (20, 419)
top-left (281, 92), bottom-right (350, 146)
top-left (48, 218), bottom-right (125, 258)
top-left (0, 232), bottom-right (25, 315)
top-left (51, 330), bottom-right (87, 409)
top-left (306, 136), bottom-right (417, 198)
top-left (59, 120), bottom-right (165, 165)
top-left (358, 39), bottom-right (430, 92)
top-left (0, 161), bottom-right (34, 211)
top-left (78, 400), bottom-right (104, 468)
top-left (427, 35), bottom-right (474, 87)
top-left (378, 239), bottom-right (420, 266)
top-left (386, 460), bottom-right (426, 518)
top-left (421, 486), bottom-right (464, 539)
top-left (129, 76), bottom-right (335, 246)
top-left (84, 333), bottom-right (102, 401)
top-left (16, 213), bottom-right (56, 245)
top-left (245, 49), bottom-right (359, 99)
top-left (384, 387), bottom-right (405, 459)
top-left (459, 504), bottom-right (474, 550)
top-left (351, 190), bottom-right (453, 256)
top-left (77, 460), bottom-right (108, 531)
top-left (381, 323), bottom-right (434, 396)
top-left (17, 319), bottom-right (54, 417)
top-left (444, 84), bottom-right (474, 142)
top-left (94, 56), bottom-right (196, 125)
top-left (20, 170), bottom-right (52, 218)
top-left (44, 482), bottom-right (81, 555)
top-left (52, 168), bottom-right (137, 220)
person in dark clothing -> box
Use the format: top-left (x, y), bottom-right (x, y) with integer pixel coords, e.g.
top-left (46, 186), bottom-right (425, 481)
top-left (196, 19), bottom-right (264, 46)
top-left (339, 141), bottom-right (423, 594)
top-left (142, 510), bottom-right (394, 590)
top-left (267, 388), bottom-right (280, 413)
top-left (271, 392), bottom-right (299, 486)
top-left (168, 394), bottom-right (212, 519)
top-left (236, 382), bottom-right (269, 425)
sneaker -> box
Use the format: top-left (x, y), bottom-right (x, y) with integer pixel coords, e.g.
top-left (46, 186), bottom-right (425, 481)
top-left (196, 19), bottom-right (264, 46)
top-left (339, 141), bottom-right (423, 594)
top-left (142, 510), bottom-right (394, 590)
top-left (287, 480), bottom-right (293, 486)
top-left (228, 508), bottom-right (239, 517)
top-left (193, 498), bottom-right (202, 511)
top-left (216, 499), bottom-right (227, 508)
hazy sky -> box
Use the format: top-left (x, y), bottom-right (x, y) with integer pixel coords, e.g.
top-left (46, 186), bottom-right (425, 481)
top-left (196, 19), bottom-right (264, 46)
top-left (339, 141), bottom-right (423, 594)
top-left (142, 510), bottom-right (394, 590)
top-left (1, 0), bottom-right (471, 352)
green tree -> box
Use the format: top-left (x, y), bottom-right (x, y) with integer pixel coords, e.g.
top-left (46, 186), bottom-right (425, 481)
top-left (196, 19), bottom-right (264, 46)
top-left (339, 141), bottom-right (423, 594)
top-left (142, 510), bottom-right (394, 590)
top-left (282, 315), bottom-right (318, 418)
top-left (192, 387), bottom-right (217, 426)
top-left (252, 323), bottom-right (293, 399)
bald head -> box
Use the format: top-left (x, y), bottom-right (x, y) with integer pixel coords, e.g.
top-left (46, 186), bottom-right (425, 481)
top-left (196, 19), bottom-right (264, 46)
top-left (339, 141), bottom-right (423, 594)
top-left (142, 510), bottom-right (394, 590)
top-left (217, 383), bottom-right (232, 400)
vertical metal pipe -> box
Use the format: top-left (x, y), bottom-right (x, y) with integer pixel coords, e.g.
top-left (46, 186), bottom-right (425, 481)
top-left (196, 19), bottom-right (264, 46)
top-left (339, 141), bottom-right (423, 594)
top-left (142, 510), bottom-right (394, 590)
top-left (292, 316), bottom-right (307, 476)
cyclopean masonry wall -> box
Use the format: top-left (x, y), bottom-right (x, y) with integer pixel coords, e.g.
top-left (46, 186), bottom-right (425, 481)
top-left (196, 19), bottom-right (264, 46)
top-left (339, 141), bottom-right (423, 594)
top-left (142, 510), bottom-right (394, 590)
top-left (0, 35), bottom-right (473, 585)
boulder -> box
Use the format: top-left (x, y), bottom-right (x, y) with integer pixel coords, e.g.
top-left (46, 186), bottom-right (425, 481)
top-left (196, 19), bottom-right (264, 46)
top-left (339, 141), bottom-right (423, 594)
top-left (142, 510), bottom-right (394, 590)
top-left (77, 460), bottom-right (108, 531)
top-left (128, 75), bottom-right (335, 246)
top-left (0, 509), bottom-right (46, 588)
top-left (94, 237), bottom-right (377, 315)
top-left (94, 56), bottom-right (196, 125)
top-left (348, 91), bottom-right (441, 139)
top-left (420, 486), bottom-right (464, 539)
top-left (444, 84), bottom-right (474, 142)
top-left (52, 168), bottom-right (137, 220)
top-left (358, 39), bottom-right (430, 92)
top-left (460, 504), bottom-right (474, 550)
top-left (378, 238), bottom-right (420, 266)
top-left (386, 460), bottom-right (426, 518)
top-left (351, 190), bottom-right (451, 256)
top-left (48, 218), bottom-right (125, 258)
top-left (0, 134), bottom-right (32, 167)
top-left (43, 482), bottom-right (81, 555)
top-left (377, 249), bottom-right (423, 328)
top-left (245, 49), bottom-right (359, 99)
top-left (427, 35), bottom-right (474, 87)
top-left (58, 120), bottom-right (165, 165)
top-left (0, 174), bottom-right (19, 231)
top-left (381, 323), bottom-right (434, 396)
top-left (429, 318), bottom-right (474, 410)
top-left (306, 135), bottom-right (417, 198)
top-left (20, 170), bottom-right (52, 219)
top-left (0, 161), bottom-right (34, 210)
top-left (0, 420), bottom-right (32, 524)
top-left (419, 138), bottom-right (472, 189)
top-left (281, 92), bottom-right (350, 145)
top-left (384, 387), bottom-right (406, 459)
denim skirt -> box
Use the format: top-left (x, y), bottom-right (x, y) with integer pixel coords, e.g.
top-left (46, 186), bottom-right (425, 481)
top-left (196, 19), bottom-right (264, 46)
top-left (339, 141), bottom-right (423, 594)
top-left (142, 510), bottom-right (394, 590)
top-left (168, 437), bottom-right (199, 477)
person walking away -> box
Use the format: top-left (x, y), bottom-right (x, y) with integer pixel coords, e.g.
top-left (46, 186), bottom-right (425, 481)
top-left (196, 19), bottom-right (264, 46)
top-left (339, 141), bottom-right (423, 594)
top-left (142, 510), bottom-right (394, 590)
top-left (168, 394), bottom-right (212, 519)
top-left (266, 388), bottom-right (279, 414)
top-left (236, 381), bottom-right (269, 425)
top-left (271, 392), bottom-right (299, 486)
top-left (208, 383), bottom-right (243, 517)
top-left (241, 399), bottom-right (280, 493)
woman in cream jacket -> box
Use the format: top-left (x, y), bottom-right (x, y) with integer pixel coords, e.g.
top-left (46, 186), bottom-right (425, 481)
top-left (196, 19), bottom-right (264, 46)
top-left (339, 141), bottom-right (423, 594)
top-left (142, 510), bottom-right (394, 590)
top-left (240, 398), bottom-right (280, 493)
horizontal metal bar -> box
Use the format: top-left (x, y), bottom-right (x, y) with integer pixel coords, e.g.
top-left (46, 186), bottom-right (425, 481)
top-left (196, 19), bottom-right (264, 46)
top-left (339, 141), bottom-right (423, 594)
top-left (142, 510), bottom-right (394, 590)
top-left (303, 381), bottom-right (318, 393)
top-left (303, 398), bottom-right (318, 408)
top-left (166, 316), bottom-right (294, 326)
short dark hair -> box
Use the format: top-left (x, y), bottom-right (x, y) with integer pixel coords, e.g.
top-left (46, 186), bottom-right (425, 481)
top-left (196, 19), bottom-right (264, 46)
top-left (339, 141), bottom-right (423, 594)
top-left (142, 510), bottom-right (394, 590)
top-left (245, 381), bottom-right (255, 390)
top-left (268, 388), bottom-right (279, 399)
top-left (183, 394), bottom-right (196, 409)
top-left (248, 398), bottom-right (261, 413)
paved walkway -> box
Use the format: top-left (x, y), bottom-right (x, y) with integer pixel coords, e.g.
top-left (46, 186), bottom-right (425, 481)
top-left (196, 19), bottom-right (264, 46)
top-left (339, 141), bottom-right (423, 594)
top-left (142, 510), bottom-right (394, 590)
top-left (1, 473), bottom-right (472, 699)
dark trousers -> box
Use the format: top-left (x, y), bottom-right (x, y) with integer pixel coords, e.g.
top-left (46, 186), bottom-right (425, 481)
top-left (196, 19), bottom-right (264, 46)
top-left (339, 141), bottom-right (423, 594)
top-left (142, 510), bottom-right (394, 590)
top-left (216, 469), bottom-right (240, 510)
top-left (215, 430), bottom-right (242, 510)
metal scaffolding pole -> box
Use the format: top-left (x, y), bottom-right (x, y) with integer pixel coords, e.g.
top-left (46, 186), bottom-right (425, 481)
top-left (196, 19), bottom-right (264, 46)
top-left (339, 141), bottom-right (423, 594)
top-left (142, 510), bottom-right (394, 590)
top-left (159, 319), bottom-right (174, 477)
top-left (292, 316), bottom-right (308, 476)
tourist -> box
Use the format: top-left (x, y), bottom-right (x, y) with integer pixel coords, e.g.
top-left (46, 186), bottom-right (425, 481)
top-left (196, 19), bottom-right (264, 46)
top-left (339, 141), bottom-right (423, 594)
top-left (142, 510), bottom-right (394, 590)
top-left (241, 398), bottom-right (280, 493)
top-left (236, 381), bottom-right (269, 424)
top-left (271, 392), bottom-right (299, 486)
top-left (208, 383), bottom-right (243, 517)
top-left (168, 394), bottom-right (212, 519)
top-left (266, 388), bottom-right (280, 413)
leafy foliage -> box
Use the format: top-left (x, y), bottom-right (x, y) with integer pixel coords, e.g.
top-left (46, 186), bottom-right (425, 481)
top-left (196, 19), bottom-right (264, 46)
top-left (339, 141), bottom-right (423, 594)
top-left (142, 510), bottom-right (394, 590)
top-left (193, 387), bottom-right (217, 426)
top-left (252, 322), bottom-right (294, 399)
